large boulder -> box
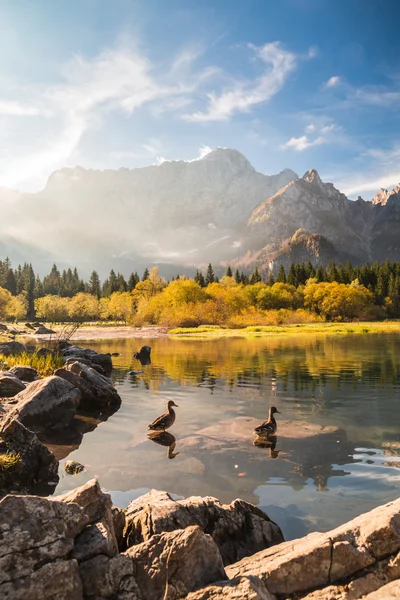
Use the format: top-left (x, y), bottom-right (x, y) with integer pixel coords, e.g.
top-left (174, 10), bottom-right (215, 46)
top-left (0, 419), bottom-right (59, 496)
top-left (0, 493), bottom-right (88, 599)
top-left (226, 497), bottom-right (400, 598)
top-left (125, 525), bottom-right (226, 600)
top-left (8, 365), bottom-right (38, 382)
top-left (123, 490), bottom-right (284, 565)
top-left (186, 576), bottom-right (274, 599)
top-left (2, 376), bottom-right (81, 433)
top-left (0, 373), bottom-right (25, 397)
top-left (61, 344), bottom-right (113, 375)
top-left (54, 362), bottom-right (121, 410)
top-left (0, 341), bottom-right (25, 356)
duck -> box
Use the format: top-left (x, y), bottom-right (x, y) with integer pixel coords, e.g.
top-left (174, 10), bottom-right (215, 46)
top-left (254, 406), bottom-right (281, 437)
top-left (147, 400), bottom-right (178, 432)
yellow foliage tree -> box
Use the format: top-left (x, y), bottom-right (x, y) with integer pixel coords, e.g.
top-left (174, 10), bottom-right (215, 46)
top-left (107, 292), bottom-right (135, 323)
top-left (0, 287), bottom-right (13, 320)
top-left (68, 293), bottom-right (100, 322)
top-left (34, 295), bottom-right (69, 322)
top-left (5, 293), bottom-right (28, 322)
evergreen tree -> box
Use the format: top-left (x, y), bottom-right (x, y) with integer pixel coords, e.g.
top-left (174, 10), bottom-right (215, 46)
top-left (116, 273), bottom-right (127, 292)
top-left (128, 272), bottom-right (139, 291)
top-left (234, 269), bottom-right (241, 284)
top-left (4, 268), bottom-right (16, 295)
top-left (33, 275), bottom-right (44, 299)
top-left (142, 268), bottom-right (149, 281)
top-left (305, 260), bottom-right (315, 280)
top-left (267, 272), bottom-right (275, 286)
top-left (315, 266), bottom-right (325, 283)
top-left (205, 263), bottom-right (215, 285)
top-left (194, 269), bottom-right (206, 287)
top-left (276, 264), bottom-right (286, 283)
top-left (287, 264), bottom-right (297, 286)
top-left (89, 271), bottom-right (102, 298)
top-left (43, 264), bottom-right (61, 295)
top-left (226, 266), bottom-right (233, 277)
top-left (250, 267), bottom-right (262, 284)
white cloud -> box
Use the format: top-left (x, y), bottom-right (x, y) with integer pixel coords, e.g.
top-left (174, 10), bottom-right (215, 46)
top-left (182, 41), bottom-right (297, 122)
top-left (342, 173), bottom-right (400, 197)
top-left (325, 76), bottom-right (341, 88)
top-left (0, 100), bottom-right (48, 117)
top-left (281, 121), bottom-right (337, 152)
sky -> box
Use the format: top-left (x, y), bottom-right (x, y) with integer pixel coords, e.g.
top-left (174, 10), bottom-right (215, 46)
top-left (0, 0), bottom-right (399, 198)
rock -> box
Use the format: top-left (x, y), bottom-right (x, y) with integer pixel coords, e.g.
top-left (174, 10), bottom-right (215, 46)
top-left (0, 373), bottom-right (25, 397)
top-left (112, 506), bottom-right (126, 552)
top-left (54, 362), bottom-right (121, 409)
top-left (65, 460), bottom-right (85, 474)
top-left (36, 347), bottom-right (55, 358)
top-left (364, 580), bottom-right (400, 599)
top-left (79, 553), bottom-right (140, 599)
top-left (186, 576), bottom-right (275, 599)
top-left (123, 490), bottom-right (284, 565)
top-left (8, 365), bottom-right (38, 382)
top-left (1, 376), bottom-right (81, 433)
top-left (125, 525), bottom-right (226, 599)
top-left (0, 493), bottom-right (88, 597)
top-left (72, 517), bottom-right (118, 562)
top-left (0, 324), bottom-right (8, 332)
top-left (0, 341), bottom-right (25, 356)
top-left (133, 345), bottom-right (151, 366)
top-left (34, 325), bottom-right (56, 335)
top-left (226, 497), bottom-right (400, 597)
top-left (61, 344), bottom-right (113, 375)
top-left (0, 560), bottom-right (83, 600)
top-left (25, 322), bottom-right (35, 329)
top-left (0, 419), bottom-right (59, 495)
top-left (55, 479), bottom-right (117, 531)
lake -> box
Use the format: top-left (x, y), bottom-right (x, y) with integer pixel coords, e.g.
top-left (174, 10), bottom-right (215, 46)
top-left (53, 333), bottom-right (400, 541)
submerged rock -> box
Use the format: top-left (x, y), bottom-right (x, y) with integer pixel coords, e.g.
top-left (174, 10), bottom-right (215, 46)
top-left (65, 460), bottom-right (85, 475)
top-left (1, 376), bottom-right (81, 433)
top-left (123, 489), bottom-right (284, 565)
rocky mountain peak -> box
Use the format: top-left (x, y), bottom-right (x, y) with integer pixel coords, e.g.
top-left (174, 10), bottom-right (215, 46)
top-left (200, 148), bottom-right (254, 172)
top-left (372, 188), bottom-right (389, 206)
top-left (302, 169), bottom-right (323, 185)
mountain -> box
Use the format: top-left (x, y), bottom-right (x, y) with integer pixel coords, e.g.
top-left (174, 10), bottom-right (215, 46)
top-left (0, 149), bottom-right (297, 276)
top-left (1, 148), bottom-right (399, 276)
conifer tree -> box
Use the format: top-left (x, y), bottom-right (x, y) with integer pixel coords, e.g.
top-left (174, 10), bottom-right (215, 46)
top-left (234, 269), bottom-right (241, 284)
top-left (142, 268), bottom-right (149, 281)
top-left (89, 271), bottom-right (102, 298)
top-left (226, 266), bottom-right (233, 277)
top-left (250, 267), bottom-right (261, 284)
top-left (287, 264), bottom-right (297, 286)
top-left (267, 272), bottom-right (275, 286)
top-left (205, 263), bottom-right (215, 285)
top-left (276, 264), bottom-right (286, 283)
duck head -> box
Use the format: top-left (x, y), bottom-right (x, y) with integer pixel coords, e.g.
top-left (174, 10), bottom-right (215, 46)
top-left (167, 400), bottom-right (179, 409)
top-left (270, 406), bottom-right (281, 415)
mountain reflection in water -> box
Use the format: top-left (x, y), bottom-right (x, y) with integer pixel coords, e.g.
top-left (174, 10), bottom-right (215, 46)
top-left (51, 333), bottom-right (400, 540)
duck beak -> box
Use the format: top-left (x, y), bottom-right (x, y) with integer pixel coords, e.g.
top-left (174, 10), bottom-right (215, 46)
top-left (275, 410), bottom-right (281, 414)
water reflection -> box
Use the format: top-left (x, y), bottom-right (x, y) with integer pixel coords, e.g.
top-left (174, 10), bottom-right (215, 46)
top-left (253, 435), bottom-right (280, 459)
top-left (51, 333), bottom-right (400, 540)
top-left (147, 431), bottom-right (180, 459)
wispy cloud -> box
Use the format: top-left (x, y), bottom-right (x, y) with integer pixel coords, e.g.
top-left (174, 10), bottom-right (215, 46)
top-left (325, 75), bottom-right (341, 88)
top-left (281, 121), bottom-right (338, 151)
top-left (182, 41), bottom-right (297, 122)
top-left (339, 143), bottom-right (400, 197)
top-left (0, 100), bottom-right (48, 117)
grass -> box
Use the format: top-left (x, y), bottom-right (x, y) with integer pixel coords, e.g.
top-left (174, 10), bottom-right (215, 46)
top-left (0, 351), bottom-right (65, 377)
top-left (0, 452), bottom-right (21, 471)
top-left (168, 321), bottom-right (400, 338)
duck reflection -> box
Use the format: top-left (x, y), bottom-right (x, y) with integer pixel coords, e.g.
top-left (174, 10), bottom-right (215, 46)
top-left (147, 431), bottom-right (180, 459)
top-left (253, 435), bottom-right (280, 459)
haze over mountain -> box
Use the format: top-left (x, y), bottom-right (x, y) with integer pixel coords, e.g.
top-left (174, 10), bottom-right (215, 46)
top-left (1, 148), bottom-right (399, 277)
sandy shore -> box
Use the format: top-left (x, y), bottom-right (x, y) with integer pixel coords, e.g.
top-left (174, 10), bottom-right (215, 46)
top-left (65, 326), bottom-right (169, 340)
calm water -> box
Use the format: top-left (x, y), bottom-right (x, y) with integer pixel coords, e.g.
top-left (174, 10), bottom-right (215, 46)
top-left (52, 333), bottom-right (400, 541)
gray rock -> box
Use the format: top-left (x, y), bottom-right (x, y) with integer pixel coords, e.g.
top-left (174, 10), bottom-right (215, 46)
top-left (0, 373), bottom-right (25, 397)
top-left (123, 490), bottom-right (284, 565)
top-left (34, 326), bottom-right (56, 335)
top-left (72, 517), bottom-right (118, 562)
top-left (0, 324), bottom-right (8, 332)
top-left (0, 493), bottom-right (88, 587)
top-left (0, 341), bottom-right (25, 356)
top-left (0, 560), bottom-right (83, 600)
top-left (8, 365), bottom-right (38, 382)
top-left (62, 344), bottom-right (113, 375)
top-left (125, 525), bottom-right (226, 600)
top-left (186, 576), bottom-right (275, 599)
top-left (54, 362), bottom-right (121, 409)
top-left (79, 554), bottom-right (140, 600)
top-left (2, 376), bottom-right (81, 433)
top-left (0, 419), bottom-right (59, 495)
top-left (226, 497), bottom-right (400, 598)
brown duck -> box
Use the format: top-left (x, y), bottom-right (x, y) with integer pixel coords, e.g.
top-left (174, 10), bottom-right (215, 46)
top-left (147, 400), bottom-right (178, 432)
top-left (254, 406), bottom-right (281, 436)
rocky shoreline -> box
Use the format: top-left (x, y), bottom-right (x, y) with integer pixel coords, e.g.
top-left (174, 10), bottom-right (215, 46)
top-left (0, 478), bottom-right (399, 599)
top-left (1, 339), bottom-right (399, 599)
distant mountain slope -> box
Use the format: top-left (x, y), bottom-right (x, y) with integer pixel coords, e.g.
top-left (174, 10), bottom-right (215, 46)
top-left (0, 148), bottom-right (399, 276)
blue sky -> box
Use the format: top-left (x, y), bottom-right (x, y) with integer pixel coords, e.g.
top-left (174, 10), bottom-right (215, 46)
top-left (0, 0), bottom-right (399, 197)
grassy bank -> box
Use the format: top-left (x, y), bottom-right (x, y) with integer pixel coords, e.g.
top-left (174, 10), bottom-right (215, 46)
top-left (168, 321), bottom-right (400, 338)
top-left (0, 352), bottom-right (64, 377)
